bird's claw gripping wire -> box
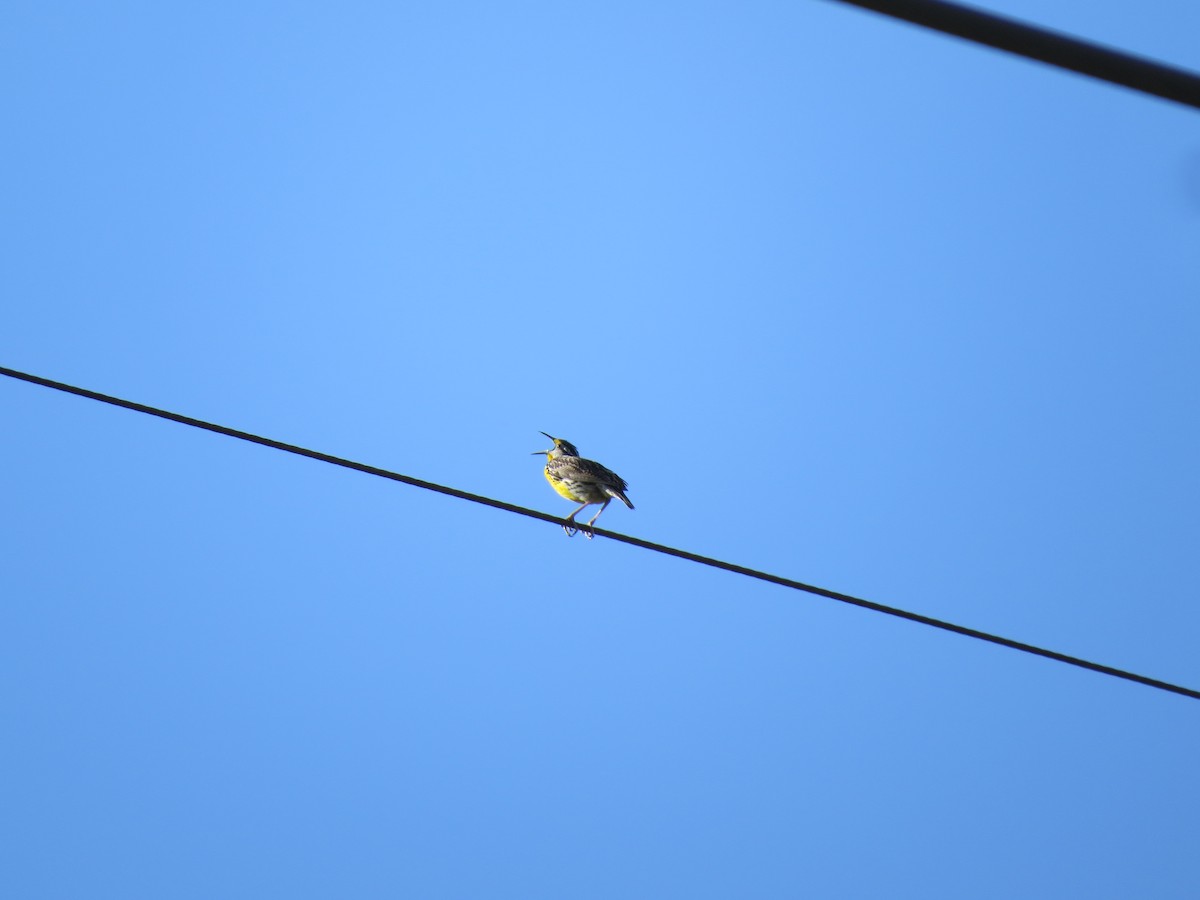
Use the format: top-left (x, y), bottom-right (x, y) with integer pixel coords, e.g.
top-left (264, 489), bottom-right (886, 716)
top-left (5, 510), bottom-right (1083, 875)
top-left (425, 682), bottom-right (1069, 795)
top-left (561, 520), bottom-right (597, 539)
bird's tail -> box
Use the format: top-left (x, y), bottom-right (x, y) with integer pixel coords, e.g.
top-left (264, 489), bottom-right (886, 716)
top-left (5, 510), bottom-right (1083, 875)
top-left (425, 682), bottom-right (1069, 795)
top-left (609, 489), bottom-right (634, 510)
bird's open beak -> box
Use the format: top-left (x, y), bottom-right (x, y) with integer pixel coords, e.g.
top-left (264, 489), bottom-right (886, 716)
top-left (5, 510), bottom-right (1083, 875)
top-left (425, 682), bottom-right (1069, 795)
top-left (531, 450), bottom-right (548, 455)
top-left (540, 431), bottom-right (555, 441)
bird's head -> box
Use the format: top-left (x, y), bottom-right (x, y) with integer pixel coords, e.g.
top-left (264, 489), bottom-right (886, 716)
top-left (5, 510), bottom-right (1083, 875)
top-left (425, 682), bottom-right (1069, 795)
top-left (532, 432), bottom-right (580, 459)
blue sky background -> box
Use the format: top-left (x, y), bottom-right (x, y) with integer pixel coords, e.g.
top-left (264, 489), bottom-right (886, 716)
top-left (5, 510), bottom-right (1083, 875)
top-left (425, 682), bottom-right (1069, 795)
top-left (3, 1), bottom-right (1199, 897)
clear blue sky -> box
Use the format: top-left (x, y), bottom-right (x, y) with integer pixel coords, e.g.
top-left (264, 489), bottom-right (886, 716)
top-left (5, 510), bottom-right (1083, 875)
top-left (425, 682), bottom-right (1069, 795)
top-left (3, 1), bottom-right (1199, 897)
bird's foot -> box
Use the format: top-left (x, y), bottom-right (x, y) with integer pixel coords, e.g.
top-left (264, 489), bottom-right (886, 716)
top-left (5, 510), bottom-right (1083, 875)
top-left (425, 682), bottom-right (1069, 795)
top-left (562, 523), bottom-right (578, 537)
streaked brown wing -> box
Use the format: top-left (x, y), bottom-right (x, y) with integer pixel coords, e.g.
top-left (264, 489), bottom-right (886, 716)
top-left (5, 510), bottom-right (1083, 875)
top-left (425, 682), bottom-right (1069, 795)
top-left (549, 456), bottom-right (628, 491)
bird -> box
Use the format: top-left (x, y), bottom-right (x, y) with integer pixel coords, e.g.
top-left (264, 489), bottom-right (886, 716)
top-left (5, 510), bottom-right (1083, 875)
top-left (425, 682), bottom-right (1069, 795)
top-left (532, 432), bottom-right (633, 538)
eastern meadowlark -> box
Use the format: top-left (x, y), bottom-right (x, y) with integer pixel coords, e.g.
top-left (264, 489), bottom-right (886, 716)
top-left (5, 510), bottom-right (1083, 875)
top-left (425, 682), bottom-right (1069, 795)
top-left (532, 432), bottom-right (634, 538)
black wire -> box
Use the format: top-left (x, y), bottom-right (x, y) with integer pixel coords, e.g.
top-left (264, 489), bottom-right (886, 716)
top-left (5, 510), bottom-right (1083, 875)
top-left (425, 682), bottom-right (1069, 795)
top-left (829, 0), bottom-right (1200, 111)
top-left (3, 364), bottom-right (1198, 703)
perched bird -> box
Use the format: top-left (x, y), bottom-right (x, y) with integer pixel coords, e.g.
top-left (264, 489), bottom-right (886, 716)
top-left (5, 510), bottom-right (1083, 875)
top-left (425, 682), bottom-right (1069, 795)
top-left (532, 432), bottom-right (634, 538)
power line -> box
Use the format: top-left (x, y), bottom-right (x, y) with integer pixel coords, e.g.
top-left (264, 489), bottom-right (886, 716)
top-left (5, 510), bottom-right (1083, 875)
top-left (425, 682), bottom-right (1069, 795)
top-left (3, 363), bottom-right (1197, 703)
top-left (829, 0), bottom-right (1200, 111)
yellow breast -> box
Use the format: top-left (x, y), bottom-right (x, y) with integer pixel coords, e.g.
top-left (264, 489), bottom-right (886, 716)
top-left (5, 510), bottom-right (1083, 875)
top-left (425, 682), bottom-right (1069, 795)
top-left (545, 467), bottom-right (586, 502)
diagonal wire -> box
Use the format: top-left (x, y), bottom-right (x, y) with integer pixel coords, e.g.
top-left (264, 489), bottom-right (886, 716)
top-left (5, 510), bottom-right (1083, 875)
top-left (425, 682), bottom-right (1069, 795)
top-left (828, 0), bottom-right (1200, 111)
top-left (3, 364), bottom-right (1198, 702)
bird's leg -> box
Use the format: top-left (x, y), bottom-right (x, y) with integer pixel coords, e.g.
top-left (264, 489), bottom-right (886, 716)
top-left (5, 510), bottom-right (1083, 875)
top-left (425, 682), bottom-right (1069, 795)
top-left (583, 499), bottom-right (611, 540)
top-left (563, 502), bottom-right (590, 537)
